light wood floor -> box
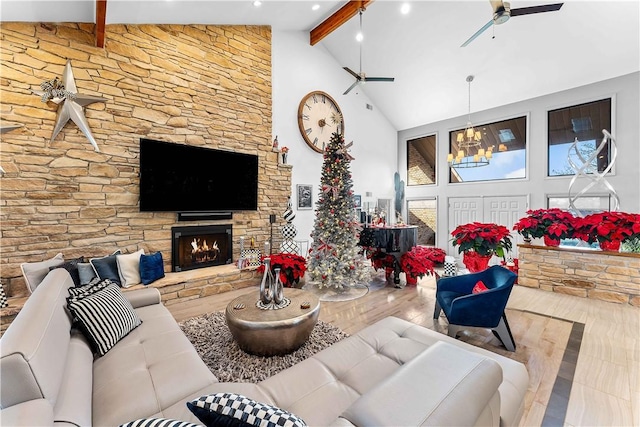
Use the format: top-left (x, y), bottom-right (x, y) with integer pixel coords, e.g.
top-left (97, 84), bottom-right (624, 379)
top-left (168, 276), bottom-right (640, 427)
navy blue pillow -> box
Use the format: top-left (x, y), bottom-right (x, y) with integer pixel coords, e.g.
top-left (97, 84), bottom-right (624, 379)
top-left (90, 250), bottom-right (122, 286)
top-left (140, 252), bottom-right (165, 285)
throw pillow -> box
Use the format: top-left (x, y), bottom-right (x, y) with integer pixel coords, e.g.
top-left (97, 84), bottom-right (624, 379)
top-left (90, 250), bottom-right (122, 286)
top-left (140, 251), bottom-right (165, 285)
top-left (120, 418), bottom-right (203, 427)
top-left (472, 280), bottom-right (489, 294)
top-left (49, 256), bottom-right (84, 287)
top-left (116, 249), bottom-right (145, 288)
top-left (78, 262), bottom-right (98, 286)
top-left (20, 253), bottom-right (64, 293)
top-left (67, 281), bottom-right (142, 356)
top-left (187, 392), bottom-right (307, 427)
top-left (68, 278), bottom-right (113, 299)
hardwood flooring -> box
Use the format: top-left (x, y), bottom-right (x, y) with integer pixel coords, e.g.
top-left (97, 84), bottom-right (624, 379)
top-left (168, 274), bottom-right (640, 426)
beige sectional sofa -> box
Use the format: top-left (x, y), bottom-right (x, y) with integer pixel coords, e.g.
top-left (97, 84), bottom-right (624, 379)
top-left (0, 268), bottom-right (529, 426)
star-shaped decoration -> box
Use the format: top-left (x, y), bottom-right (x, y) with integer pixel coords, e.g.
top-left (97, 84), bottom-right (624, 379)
top-left (32, 60), bottom-right (107, 152)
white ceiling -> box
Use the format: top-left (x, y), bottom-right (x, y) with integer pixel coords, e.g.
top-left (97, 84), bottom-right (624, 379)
top-left (1, 0), bottom-right (639, 131)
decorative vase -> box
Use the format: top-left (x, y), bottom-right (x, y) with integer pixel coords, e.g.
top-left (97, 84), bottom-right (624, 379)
top-left (463, 251), bottom-right (492, 273)
top-left (523, 237), bottom-right (532, 244)
top-left (543, 235), bottom-right (561, 247)
top-left (272, 268), bottom-right (284, 305)
top-left (280, 152), bottom-right (288, 164)
top-left (259, 258), bottom-right (273, 304)
top-left (599, 240), bottom-right (621, 252)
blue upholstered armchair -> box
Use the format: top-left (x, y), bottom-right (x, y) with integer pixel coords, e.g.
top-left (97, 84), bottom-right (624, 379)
top-left (433, 265), bottom-right (518, 351)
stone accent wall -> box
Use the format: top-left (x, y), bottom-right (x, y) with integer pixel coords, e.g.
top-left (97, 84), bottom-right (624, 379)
top-left (518, 244), bottom-right (640, 306)
top-left (0, 23), bottom-right (289, 297)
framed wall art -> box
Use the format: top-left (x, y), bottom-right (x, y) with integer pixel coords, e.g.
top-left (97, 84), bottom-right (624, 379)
top-left (297, 184), bottom-right (313, 210)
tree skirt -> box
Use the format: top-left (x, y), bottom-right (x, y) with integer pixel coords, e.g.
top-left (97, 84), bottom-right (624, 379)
top-left (301, 269), bottom-right (390, 302)
top-left (179, 311), bottom-right (348, 383)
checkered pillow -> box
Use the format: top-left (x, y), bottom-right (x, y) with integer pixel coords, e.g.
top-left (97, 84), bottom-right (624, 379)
top-left (120, 418), bottom-right (203, 427)
top-left (187, 393), bottom-right (306, 427)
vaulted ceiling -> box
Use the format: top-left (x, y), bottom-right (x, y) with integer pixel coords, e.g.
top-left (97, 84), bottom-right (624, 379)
top-left (2, 0), bottom-right (638, 131)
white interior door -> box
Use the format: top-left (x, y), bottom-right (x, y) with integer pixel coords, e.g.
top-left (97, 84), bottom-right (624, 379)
top-left (448, 195), bottom-right (528, 261)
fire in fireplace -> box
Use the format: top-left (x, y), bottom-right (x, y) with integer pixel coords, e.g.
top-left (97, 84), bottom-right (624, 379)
top-left (171, 225), bottom-right (232, 272)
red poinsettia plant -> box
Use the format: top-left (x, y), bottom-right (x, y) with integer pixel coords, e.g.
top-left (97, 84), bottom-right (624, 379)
top-left (513, 208), bottom-right (576, 241)
top-left (257, 252), bottom-right (307, 287)
top-left (451, 222), bottom-right (513, 258)
top-left (399, 246), bottom-right (445, 281)
top-left (574, 211), bottom-right (640, 245)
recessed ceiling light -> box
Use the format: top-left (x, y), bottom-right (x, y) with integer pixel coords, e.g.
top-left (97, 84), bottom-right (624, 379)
top-left (400, 3), bottom-right (411, 14)
top-left (355, 32), bottom-right (363, 42)
top-left (312, 4), bottom-right (320, 11)
top-left (253, 0), bottom-right (262, 7)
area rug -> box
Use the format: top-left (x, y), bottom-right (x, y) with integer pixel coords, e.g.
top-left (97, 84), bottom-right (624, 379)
top-left (179, 311), bottom-right (348, 382)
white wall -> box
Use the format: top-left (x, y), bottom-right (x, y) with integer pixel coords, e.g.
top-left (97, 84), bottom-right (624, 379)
top-left (272, 30), bottom-right (398, 244)
top-left (399, 72), bottom-right (640, 251)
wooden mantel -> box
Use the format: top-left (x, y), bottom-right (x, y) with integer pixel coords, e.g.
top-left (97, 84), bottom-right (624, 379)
top-left (517, 244), bottom-right (640, 306)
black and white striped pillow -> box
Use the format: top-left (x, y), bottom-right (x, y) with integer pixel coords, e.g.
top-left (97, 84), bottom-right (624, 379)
top-left (187, 392), bottom-right (306, 427)
top-left (67, 282), bottom-right (142, 356)
top-left (120, 418), bottom-right (203, 427)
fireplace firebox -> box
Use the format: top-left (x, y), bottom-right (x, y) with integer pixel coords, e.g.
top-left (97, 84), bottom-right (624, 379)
top-left (171, 225), bottom-right (232, 272)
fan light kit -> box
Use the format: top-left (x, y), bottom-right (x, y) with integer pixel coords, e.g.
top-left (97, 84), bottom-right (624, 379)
top-left (448, 75), bottom-right (493, 169)
top-left (461, 1), bottom-right (563, 47)
top-left (343, 7), bottom-right (395, 95)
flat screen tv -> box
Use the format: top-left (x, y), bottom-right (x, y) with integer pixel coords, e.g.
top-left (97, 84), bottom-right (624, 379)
top-left (139, 138), bottom-right (259, 212)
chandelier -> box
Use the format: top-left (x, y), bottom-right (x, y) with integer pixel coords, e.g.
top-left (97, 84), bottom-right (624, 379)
top-left (448, 75), bottom-right (492, 168)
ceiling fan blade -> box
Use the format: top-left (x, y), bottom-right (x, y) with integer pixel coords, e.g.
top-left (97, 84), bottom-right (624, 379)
top-left (343, 80), bottom-right (359, 95)
top-left (343, 67), bottom-right (361, 79)
top-left (364, 77), bottom-right (395, 82)
top-left (511, 3), bottom-right (563, 17)
top-left (461, 19), bottom-right (494, 47)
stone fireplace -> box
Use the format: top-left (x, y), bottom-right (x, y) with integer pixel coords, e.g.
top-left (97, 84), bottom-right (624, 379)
top-left (171, 225), bottom-right (232, 272)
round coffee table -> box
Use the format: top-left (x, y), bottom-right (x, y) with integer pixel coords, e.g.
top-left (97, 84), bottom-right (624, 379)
top-left (225, 288), bottom-right (320, 356)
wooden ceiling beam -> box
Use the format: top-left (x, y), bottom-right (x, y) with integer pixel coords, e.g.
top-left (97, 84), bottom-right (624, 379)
top-left (95, 0), bottom-right (107, 48)
top-left (310, 0), bottom-right (374, 46)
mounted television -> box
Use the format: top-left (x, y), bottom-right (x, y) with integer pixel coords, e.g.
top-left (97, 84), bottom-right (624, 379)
top-left (139, 138), bottom-right (258, 212)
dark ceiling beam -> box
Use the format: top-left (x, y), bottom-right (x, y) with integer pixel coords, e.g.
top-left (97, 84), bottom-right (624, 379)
top-left (95, 0), bottom-right (107, 48)
top-left (310, 0), bottom-right (374, 46)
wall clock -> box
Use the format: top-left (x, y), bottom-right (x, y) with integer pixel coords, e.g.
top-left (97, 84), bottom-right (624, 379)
top-left (297, 91), bottom-right (344, 154)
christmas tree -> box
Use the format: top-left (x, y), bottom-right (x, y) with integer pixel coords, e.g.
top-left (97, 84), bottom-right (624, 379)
top-left (307, 129), bottom-right (371, 289)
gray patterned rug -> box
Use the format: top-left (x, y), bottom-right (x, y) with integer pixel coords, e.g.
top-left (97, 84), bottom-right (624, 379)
top-left (179, 311), bottom-right (348, 383)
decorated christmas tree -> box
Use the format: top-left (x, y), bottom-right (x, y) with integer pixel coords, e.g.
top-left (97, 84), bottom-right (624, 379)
top-left (307, 129), bottom-right (371, 289)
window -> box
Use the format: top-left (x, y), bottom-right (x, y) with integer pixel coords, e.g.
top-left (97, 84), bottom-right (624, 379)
top-left (449, 116), bottom-right (527, 183)
top-left (407, 199), bottom-right (436, 245)
top-left (407, 134), bottom-right (436, 185)
top-left (548, 98), bottom-right (612, 176)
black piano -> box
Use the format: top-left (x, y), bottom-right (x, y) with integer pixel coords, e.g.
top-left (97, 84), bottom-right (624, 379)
top-left (358, 225), bottom-right (418, 285)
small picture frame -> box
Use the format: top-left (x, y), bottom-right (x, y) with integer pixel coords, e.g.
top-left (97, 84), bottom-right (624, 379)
top-left (297, 184), bottom-right (313, 210)
top-left (353, 194), bottom-right (362, 209)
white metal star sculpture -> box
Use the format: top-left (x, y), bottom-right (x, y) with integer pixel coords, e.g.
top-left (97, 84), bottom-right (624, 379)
top-left (32, 60), bottom-right (107, 152)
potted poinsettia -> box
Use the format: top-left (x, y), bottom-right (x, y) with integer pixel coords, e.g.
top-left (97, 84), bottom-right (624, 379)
top-left (451, 222), bottom-right (513, 272)
top-left (399, 246), bottom-right (440, 285)
top-left (513, 208), bottom-right (576, 246)
top-left (257, 252), bottom-right (306, 287)
top-left (574, 211), bottom-right (640, 252)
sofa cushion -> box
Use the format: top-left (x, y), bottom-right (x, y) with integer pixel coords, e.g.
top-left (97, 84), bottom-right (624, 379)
top-left (78, 262), bottom-right (98, 285)
top-left (49, 256), bottom-right (84, 287)
top-left (120, 418), bottom-right (203, 427)
top-left (140, 251), bottom-right (165, 285)
top-left (20, 252), bottom-right (64, 293)
top-left (68, 278), bottom-right (113, 298)
top-left (117, 249), bottom-right (145, 288)
top-left (473, 280), bottom-right (489, 293)
top-left (187, 393), bottom-right (306, 427)
top-left (67, 282), bottom-right (142, 356)
top-left (90, 250), bottom-right (122, 285)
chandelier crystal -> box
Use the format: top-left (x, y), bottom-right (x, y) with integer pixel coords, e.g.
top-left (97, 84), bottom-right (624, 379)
top-left (448, 75), bottom-right (492, 168)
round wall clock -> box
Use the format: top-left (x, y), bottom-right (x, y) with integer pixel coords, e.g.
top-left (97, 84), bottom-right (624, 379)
top-left (297, 91), bottom-right (344, 154)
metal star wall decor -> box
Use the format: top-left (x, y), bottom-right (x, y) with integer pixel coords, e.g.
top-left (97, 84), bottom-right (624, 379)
top-left (32, 60), bottom-right (107, 152)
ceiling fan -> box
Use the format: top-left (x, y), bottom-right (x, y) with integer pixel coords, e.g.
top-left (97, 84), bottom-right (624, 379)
top-left (461, 0), bottom-right (564, 47)
top-left (343, 8), bottom-right (394, 95)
